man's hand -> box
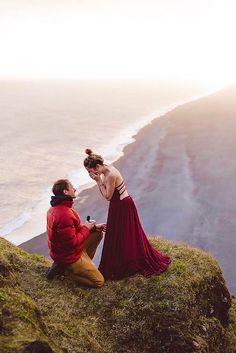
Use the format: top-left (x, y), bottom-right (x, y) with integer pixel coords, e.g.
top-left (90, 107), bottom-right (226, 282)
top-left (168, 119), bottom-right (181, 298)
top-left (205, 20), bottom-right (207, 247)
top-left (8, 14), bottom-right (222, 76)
top-left (85, 220), bottom-right (96, 231)
top-left (95, 223), bottom-right (106, 232)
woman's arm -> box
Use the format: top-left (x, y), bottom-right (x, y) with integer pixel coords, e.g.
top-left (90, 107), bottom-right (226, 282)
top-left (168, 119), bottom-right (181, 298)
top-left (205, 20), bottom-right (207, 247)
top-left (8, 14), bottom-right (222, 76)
top-left (95, 173), bottom-right (116, 201)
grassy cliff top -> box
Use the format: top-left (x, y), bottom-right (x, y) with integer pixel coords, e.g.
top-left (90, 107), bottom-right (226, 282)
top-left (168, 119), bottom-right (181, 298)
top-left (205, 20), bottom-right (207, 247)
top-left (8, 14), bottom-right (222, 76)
top-left (0, 236), bottom-right (236, 353)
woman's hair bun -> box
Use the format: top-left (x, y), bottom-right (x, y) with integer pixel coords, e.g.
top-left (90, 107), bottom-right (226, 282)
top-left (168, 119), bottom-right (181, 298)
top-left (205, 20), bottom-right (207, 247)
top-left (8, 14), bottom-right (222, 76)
top-left (85, 148), bottom-right (93, 156)
top-left (83, 148), bottom-right (104, 167)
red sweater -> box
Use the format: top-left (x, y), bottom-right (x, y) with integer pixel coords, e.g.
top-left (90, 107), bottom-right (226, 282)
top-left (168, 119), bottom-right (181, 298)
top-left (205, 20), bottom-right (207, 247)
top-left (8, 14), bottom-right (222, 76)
top-left (47, 201), bottom-right (90, 264)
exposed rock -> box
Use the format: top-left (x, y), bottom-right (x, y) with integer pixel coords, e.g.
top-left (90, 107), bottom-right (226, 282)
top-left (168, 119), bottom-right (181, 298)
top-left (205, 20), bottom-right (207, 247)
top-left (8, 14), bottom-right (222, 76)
top-left (23, 341), bottom-right (55, 353)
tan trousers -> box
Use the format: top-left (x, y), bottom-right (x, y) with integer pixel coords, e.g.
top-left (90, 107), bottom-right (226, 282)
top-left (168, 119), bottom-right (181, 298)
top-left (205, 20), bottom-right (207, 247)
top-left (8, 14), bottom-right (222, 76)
top-left (67, 230), bottom-right (104, 288)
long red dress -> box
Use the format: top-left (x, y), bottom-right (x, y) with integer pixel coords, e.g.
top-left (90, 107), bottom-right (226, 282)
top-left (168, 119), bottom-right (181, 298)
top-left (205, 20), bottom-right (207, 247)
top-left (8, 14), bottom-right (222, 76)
top-left (99, 183), bottom-right (171, 280)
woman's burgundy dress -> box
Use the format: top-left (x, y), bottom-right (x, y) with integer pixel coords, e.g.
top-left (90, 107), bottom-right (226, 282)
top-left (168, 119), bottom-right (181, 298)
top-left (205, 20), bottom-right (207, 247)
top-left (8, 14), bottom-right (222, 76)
top-left (99, 183), bottom-right (171, 280)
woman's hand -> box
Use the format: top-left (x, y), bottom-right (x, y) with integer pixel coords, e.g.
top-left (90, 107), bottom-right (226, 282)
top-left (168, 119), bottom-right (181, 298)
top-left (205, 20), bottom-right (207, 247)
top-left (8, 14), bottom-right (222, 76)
top-left (95, 223), bottom-right (106, 232)
top-left (89, 171), bottom-right (101, 182)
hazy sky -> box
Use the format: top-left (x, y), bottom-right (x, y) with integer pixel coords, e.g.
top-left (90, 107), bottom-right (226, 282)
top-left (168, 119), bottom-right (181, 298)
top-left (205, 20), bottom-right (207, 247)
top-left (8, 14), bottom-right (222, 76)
top-left (0, 0), bottom-right (235, 85)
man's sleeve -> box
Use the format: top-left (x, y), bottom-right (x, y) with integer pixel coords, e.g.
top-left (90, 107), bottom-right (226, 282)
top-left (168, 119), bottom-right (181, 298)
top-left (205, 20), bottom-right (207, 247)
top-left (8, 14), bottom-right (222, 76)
top-left (57, 214), bottom-right (90, 249)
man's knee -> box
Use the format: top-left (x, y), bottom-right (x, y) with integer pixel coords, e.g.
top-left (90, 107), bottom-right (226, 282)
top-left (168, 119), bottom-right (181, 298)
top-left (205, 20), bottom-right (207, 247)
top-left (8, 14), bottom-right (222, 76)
top-left (93, 273), bottom-right (105, 288)
top-left (88, 268), bottom-right (105, 288)
top-left (67, 258), bottom-right (105, 288)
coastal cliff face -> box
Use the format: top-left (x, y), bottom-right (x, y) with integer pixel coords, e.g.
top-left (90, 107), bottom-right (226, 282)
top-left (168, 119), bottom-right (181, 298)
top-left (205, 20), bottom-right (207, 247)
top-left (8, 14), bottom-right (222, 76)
top-left (73, 88), bottom-right (236, 295)
top-left (0, 237), bottom-right (236, 353)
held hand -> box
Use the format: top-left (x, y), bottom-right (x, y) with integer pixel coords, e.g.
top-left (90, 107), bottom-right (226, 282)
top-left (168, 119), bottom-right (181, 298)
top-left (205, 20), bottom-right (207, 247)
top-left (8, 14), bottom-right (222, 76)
top-left (95, 223), bottom-right (106, 232)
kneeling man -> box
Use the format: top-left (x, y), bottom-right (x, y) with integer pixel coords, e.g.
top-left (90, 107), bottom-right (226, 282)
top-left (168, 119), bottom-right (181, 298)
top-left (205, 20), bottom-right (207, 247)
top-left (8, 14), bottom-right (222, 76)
top-left (47, 179), bottom-right (105, 288)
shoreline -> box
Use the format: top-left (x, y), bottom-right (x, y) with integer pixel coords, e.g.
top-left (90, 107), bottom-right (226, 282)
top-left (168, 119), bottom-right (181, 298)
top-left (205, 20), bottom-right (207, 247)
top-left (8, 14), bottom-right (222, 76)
top-left (5, 87), bottom-right (217, 245)
top-left (19, 86), bottom-right (236, 294)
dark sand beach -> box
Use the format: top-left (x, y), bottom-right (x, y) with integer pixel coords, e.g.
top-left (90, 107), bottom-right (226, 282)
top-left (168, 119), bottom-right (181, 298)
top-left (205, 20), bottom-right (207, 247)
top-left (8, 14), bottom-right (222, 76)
top-left (20, 86), bottom-right (236, 294)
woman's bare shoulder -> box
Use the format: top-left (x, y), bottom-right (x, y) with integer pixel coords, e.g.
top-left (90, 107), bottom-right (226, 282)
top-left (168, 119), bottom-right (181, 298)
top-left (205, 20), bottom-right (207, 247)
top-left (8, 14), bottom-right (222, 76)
top-left (108, 166), bottom-right (124, 186)
top-left (108, 165), bottom-right (122, 178)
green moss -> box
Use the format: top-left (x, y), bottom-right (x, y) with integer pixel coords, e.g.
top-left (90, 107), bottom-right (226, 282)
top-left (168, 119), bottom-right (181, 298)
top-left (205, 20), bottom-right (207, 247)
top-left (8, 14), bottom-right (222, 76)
top-left (0, 236), bottom-right (235, 353)
top-left (228, 298), bottom-right (236, 348)
top-left (30, 254), bottom-right (46, 262)
top-left (0, 291), bottom-right (6, 301)
top-left (169, 259), bottom-right (187, 274)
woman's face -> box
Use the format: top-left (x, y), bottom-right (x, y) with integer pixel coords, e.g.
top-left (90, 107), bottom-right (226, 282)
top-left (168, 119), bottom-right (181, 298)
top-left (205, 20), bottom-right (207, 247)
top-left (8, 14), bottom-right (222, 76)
top-left (86, 165), bottom-right (100, 174)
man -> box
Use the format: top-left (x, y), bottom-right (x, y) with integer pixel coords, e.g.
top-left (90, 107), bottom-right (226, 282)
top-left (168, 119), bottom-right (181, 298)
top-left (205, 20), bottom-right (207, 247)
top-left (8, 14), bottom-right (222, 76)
top-left (46, 179), bottom-right (105, 288)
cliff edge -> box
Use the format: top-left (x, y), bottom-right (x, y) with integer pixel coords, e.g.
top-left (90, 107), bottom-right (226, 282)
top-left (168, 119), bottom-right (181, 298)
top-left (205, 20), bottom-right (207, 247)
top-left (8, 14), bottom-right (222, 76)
top-left (0, 237), bottom-right (236, 353)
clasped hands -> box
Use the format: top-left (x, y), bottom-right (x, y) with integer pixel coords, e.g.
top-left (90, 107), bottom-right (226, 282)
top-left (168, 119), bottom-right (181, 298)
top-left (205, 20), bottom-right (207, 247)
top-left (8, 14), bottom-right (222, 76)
top-left (85, 220), bottom-right (106, 233)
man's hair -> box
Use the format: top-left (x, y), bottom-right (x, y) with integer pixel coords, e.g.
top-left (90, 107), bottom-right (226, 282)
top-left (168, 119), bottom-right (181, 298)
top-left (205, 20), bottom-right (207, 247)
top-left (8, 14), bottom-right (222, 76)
top-left (52, 179), bottom-right (70, 196)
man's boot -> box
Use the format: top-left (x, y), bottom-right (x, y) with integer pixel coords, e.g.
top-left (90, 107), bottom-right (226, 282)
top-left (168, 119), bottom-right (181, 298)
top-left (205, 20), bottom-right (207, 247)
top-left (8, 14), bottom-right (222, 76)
top-left (46, 262), bottom-right (65, 280)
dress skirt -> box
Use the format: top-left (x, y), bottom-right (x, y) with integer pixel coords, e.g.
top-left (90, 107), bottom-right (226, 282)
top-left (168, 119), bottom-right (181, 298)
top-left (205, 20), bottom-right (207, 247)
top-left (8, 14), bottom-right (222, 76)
top-left (99, 190), bottom-right (171, 280)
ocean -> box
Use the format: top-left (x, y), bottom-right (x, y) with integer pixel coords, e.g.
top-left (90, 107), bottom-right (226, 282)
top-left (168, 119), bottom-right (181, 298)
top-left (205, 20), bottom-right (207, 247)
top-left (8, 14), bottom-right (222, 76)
top-left (0, 79), bottom-right (213, 245)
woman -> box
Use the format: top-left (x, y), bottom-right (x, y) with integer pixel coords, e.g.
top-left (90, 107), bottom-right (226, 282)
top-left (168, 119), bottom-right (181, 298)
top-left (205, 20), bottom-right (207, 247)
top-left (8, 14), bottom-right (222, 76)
top-left (84, 148), bottom-right (170, 280)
